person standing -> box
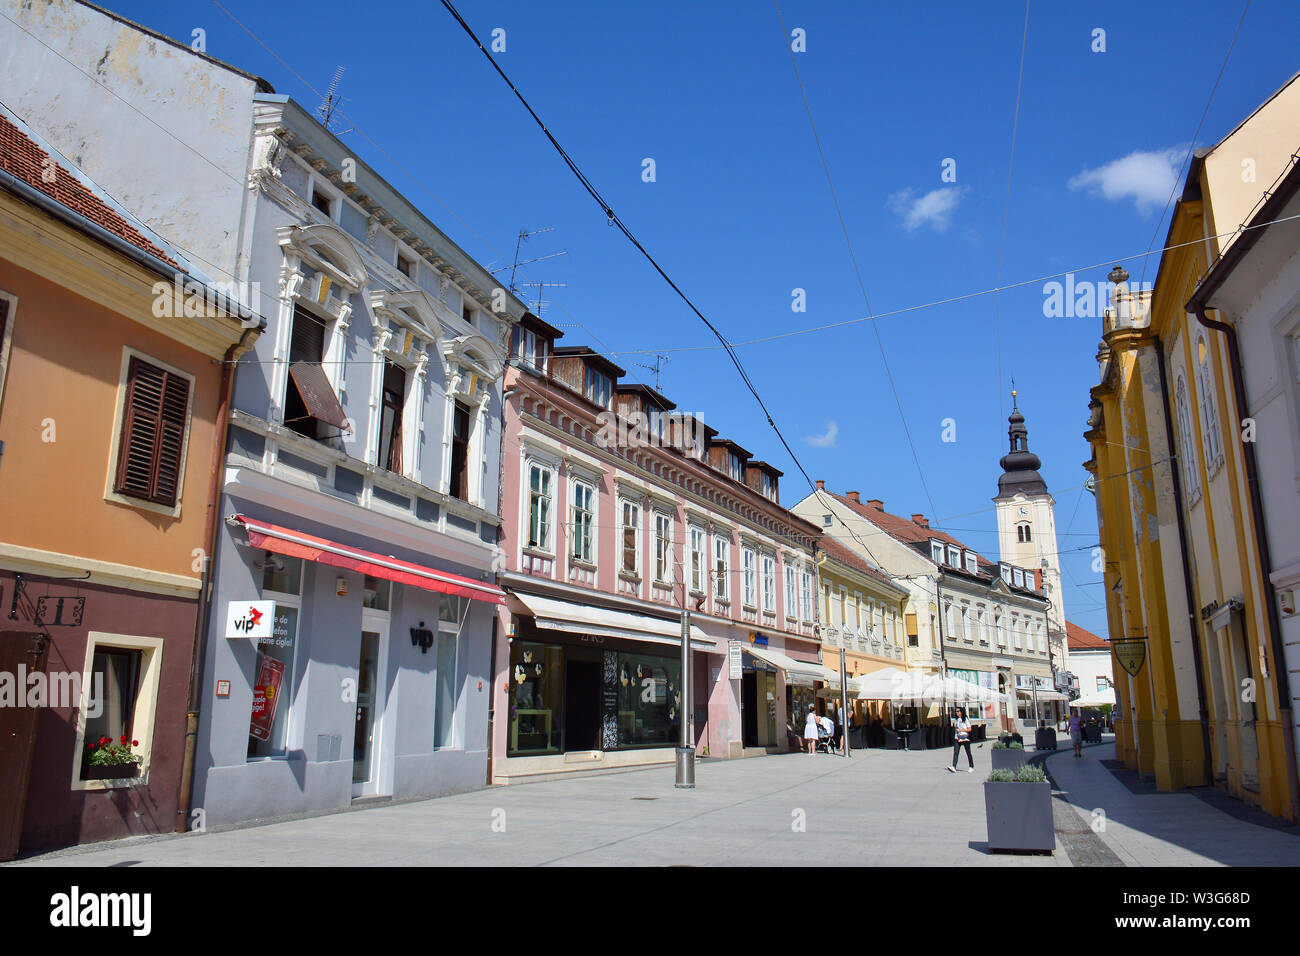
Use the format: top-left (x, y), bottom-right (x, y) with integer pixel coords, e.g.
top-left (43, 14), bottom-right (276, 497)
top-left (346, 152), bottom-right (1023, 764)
top-left (1069, 710), bottom-right (1084, 757)
top-left (804, 705), bottom-right (819, 755)
top-left (948, 707), bottom-right (974, 773)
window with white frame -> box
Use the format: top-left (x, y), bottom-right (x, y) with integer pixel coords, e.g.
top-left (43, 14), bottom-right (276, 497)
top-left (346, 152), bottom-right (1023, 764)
top-left (742, 548), bottom-right (756, 606)
top-left (964, 551), bottom-right (978, 574)
top-left (1174, 375), bottom-right (1201, 503)
top-left (1012, 616), bottom-right (1022, 649)
top-left (822, 514), bottom-right (833, 527)
top-left (762, 555), bottom-right (776, 612)
top-left (654, 512), bottom-right (673, 584)
top-left (930, 540), bottom-right (944, 563)
top-left (1195, 335), bottom-right (1224, 475)
top-left (571, 479), bottom-right (595, 563)
top-left (801, 571), bottom-right (812, 621)
top-left (947, 545), bottom-right (960, 567)
top-left (510, 325), bottom-right (549, 374)
top-left (73, 632), bottom-right (164, 789)
top-left (995, 609), bottom-right (1005, 645)
top-left (585, 365), bottom-right (612, 409)
top-left (713, 534), bottom-right (729, 600)
top-left (785, 565), bottom-right (797, 618)
top-left (1016, 523), bottom-right (1032, 543)
top-left (689, 526), bottom-right (706, 593)
top-left (433, 595), bottom-right (465, 750)
top-left (621, 500), bottom-right (641, 576)
top-left (527, 463), bottom-right (553, 551)
top-left (728, 453), bottom-right (743, 481)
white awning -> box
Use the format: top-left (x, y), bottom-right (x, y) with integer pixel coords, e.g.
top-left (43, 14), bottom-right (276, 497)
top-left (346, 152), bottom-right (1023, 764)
top-left (1069, 690), bottom-right (1116, 708)
top-left (1016, 687), bottom-right (1070, 702)
top-left (510, 593), bottom-right (714, 649)
top-left (742, 645), bottom-right (827, 681)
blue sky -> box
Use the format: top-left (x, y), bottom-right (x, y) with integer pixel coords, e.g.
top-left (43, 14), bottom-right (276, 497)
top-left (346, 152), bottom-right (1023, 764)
top-left (104, 0), bottom-right (1299, 637)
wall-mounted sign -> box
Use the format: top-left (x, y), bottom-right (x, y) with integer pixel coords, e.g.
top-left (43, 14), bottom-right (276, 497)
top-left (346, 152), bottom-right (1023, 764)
top-left (749, 632), bottom-right (769, 647)
top-left (226, 600), bottom-right (275, 639)
top-left (215, 680), bottom-right (231, 698)
top-left (1113, 639), bottom-right (1146, 677)
top-left (728, 641), bottom-right (743, 680)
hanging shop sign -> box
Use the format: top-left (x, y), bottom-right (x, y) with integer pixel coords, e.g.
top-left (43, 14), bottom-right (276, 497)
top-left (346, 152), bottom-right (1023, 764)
top-left (1113, 639), bottom-right (1147, 677)
top-left (226, 600), bottom-right (275, 639)
top-left (728, 641), bottom-right (743, 680)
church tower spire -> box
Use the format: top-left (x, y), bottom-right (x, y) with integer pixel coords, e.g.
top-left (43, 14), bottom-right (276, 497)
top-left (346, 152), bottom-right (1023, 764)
top-left (997, 386), bottom-right (1048, 497)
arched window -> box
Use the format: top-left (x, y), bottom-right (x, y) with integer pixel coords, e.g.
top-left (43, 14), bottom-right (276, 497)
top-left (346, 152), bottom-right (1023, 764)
top-left (1196, 335), bottom-right (1223, 475)
top-left (1016, 523), bottom-right (1032, 543)
top-left (1174, 375), bottom-right (1201, 504)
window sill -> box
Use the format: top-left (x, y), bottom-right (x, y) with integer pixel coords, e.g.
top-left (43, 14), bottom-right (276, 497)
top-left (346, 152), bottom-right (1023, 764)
top-left (523, 546), bottom-right (555, 559)
top-left (570, 557), bottom-right (597, 571)
top-left (619, 570), bottom-right (641, 583)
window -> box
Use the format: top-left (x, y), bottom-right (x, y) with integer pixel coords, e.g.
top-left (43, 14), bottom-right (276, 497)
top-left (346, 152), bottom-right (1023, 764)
top-left (960, 605), bottom-right (971, 641)
top-left (1016, 523), bottom-right (1032, 543)
top-left (713, 535), bottom-right (729, 600)
top-left (947, 545), bottom-right (960, 567)
top-left (283, 305), bottom-right (337, 441)
top-left (510, 325), bottom-right (549, 373)
top-left (433, 595), bottom-right (466, 750)
top-left (527, 464), bottom-right (553, 551)
top-left (785, 565), bottom-right (797, 618)
top-left (72, 632), bottom-right (164, 789)
top-left (1012, 567), bottom-right (1025, 588)
top-left (250, 555), bottom-right (303, 759)
top-left (1096, 676), bottom-right (1109, 693)
top-left (462, 302), bottom-right (476, 325)
top-left (742, 548), bottom-right (756, 606)
top-left (585, 365), bottom-right (612, 409)
top-left (964, 551), bottom-right (978, 574)
top-left (621, 500), bottom-right (641, 575)
top-left (689, 526), bottom-right (706, 592)
top-left (113, 354), bottom-right (192, 509)
top-left (396, 252), bottom-right (415, 278)
top-left (571, 480), bottom-right (595, 563)
top-left (801, 572), bottom-right (812, 620)
top-left (762, 554), bottom-right (776, 612)
top-left (0, 293), bottom-right (14, 413)
top-left (822, 514), bottom-right (833, 527)
top-left (931, 541), bottom-right (944, 563)
top-left (310, 180), bottom-right (335, 217)
top-left (761, 472), bottom-right (775, 500)
top-left (377, 360), bottom-right (405, 474)
top-left (1196, 335), bottom-right (1224, 475)
top-left (449, 400), bottom-right (471, 501)
top-left (79, 647), bottom-right (141, 779)
top-left (1175, 376), bottom-right (1201, 503)
top-left (654, 513), bottom-right (673, 584)
top-left (728, 453), bottom-right (743, 481)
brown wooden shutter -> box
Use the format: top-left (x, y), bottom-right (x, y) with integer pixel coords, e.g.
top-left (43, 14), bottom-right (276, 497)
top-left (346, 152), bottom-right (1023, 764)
top-left (115, 357), bottom-right (190, 507)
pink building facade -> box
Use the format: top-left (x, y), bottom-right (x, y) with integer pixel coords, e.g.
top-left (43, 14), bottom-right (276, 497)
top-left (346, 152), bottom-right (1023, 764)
top-left (492, 317), bottom-right (823, 782)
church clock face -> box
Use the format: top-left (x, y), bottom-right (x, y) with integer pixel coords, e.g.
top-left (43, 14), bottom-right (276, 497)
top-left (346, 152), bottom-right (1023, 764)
top-left (1018, 506), bottom-right (1028, 516)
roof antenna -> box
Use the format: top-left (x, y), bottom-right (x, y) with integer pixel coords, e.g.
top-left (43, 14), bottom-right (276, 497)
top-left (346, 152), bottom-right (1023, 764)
top-left (497, 227), bottom-right (567, 295)
top-left (318, 66), bottom-right (348, 132)
top-left (634, 353), bottom-right (670, 391)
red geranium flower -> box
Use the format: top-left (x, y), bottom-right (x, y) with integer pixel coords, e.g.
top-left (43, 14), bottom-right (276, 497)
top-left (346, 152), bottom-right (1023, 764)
top-left (132, 740), bottom-right (139, 747)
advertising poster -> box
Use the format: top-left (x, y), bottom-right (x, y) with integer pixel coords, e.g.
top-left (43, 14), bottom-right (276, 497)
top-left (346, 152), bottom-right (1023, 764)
top-left (249, 655), bottom-right (286, 742)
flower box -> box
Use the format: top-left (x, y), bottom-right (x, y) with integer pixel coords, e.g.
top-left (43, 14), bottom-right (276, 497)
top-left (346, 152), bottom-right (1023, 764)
top-left (984, 780), bottom-right (1054, 853)
top-left (86, 763), bottom-right (140, 781)
top-left (989, 748), bottom-right (1027, 772)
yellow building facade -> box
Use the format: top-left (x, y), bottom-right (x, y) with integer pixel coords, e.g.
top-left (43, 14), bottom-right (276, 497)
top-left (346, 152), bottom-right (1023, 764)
top-left (1085, 74), bottom-right (1300, 820)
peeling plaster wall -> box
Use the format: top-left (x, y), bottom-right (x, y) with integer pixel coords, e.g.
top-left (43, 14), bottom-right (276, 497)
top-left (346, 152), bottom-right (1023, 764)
top-left (0, 0), bottom-right (260, 279)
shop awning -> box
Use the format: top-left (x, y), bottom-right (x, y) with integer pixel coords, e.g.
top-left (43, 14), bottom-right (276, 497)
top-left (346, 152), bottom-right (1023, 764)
top-left (509, 592), bottom-right (714, 648)
top-left (1016, 687), bottom-right (1069, 702)
top-left (1069, 690), bottom-right (1116, 708)
top-left (742, 645), bottom-right (827, 682)
top-left (229, 514), bottom-right (505, 605)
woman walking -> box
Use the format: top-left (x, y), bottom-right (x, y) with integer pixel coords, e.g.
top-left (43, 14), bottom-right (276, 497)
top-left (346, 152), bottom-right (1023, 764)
top-left (1069, 709), bottom-right (1084, 757)
top-left (804, 705), bottom-right (819, 755)
top-left (947, 707), bottom-right (974, 773)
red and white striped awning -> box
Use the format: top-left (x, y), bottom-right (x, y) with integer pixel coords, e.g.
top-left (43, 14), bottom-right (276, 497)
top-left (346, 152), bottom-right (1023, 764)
top-left (229, 514), bottom-right (505, 605)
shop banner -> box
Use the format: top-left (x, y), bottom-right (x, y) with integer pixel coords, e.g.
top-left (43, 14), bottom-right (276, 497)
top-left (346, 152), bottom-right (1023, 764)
top-left (728, 641), bottom-right (743, 680)
top-left (249, 656), bottom-right (286, 742)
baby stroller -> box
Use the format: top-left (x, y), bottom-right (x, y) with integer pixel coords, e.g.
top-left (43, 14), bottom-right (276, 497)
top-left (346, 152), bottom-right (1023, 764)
top-left (816, 720), bottom-right (837, 754)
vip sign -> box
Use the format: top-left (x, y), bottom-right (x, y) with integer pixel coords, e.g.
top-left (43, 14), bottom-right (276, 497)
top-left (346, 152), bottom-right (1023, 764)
top-left (226, 600), bottom-right (275, 639)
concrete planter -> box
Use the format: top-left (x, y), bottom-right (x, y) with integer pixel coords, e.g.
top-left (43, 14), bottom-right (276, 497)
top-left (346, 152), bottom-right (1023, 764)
top-left (984, 780), bottom-right (1054, 853)
top-left (989, 748), bottom-right (1027, 772)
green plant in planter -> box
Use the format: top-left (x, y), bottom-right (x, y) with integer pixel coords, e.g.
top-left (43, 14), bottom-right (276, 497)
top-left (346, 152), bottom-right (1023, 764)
top-left (992, 741), bottom-right (1009, 750)
top-left (1015, 763), bottom-right (1046, 783)
top-left (87, 735), bottom-right (142, 767)
top-left (1009, 741), bottom-right (1025, 751)
top-left (988, 768), bottom-right (1015, 782)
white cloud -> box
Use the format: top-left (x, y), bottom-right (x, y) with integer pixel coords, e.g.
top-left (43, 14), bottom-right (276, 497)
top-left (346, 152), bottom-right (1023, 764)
top-left (804, 421), bottom-right (838, 448)
top-left (887, 186), bottom-right (963, 232)
top-left (1067, 146), bottom-right (1187, 214)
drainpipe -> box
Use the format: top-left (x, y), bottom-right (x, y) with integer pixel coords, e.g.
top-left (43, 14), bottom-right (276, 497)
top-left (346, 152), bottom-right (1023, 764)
top-left (175, 327), bottom-right (260, 833)
top-left (1153, 336), bottom-right (1217, 790)
top-left (1190, 305), bottom-right (1300, 820)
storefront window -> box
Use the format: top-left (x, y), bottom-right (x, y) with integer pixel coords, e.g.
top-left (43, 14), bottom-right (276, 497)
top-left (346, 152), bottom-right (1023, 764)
top-left (362, 575), bottom-right (390, 610)
top-left (249, 555), bottom-right (303, 758)
top-left (615, 651), bottom-right (680, 748)
top-left (433, 630), bottom-right (458, 749)
top-left (509, 641), bottom-right (564, 754)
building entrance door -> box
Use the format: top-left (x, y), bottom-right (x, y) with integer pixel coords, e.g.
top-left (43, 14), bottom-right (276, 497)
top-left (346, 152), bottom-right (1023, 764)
top-left (564, 659), bottom-right (601, 752)
top-left (352, 629), bottom-right (384, 796)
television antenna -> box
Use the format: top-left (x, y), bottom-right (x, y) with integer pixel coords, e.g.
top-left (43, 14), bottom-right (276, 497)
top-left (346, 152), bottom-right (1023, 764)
top-left (633, 353), bottom-right (669, 391)
top-left (318, 66), bottom-right (350, 132)
top-left (496, 227), bottom-right (567, 294)
top-left (521, 281), bottom-right (567, 318)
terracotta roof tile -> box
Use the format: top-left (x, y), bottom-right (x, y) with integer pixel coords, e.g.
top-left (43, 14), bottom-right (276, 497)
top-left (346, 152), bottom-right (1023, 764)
top-left (0, 112), bottom-right (177, 267)
top-left (817, 534), bottom-right (902, 590)
top-left (1066, 621), bottom-right (1109, 650)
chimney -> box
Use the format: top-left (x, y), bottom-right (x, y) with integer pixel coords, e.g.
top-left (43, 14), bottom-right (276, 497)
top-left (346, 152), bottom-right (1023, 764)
top-left (846, 491), bottom-right (861, 504)
top-left (815, 479), bottom-right (825, 490)
top-left (912, 514), bottom-right (928, 528)
top-left (866, 498), bottom-right (883, 511)
top-left (1034, 568), bottom-right (1043, 592)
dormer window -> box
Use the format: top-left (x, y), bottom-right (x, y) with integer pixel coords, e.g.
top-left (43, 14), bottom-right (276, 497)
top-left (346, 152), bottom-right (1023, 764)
top-left (947, 545), bottom-right (960, 567)
top-left (510, 325), bottom-right (549, 374)
top-left (1012, 567), bottom-right (1025, 588)
top-left (728, 453), bottom-right (743, 481)
top-left (584, 365), bottom-right (612, 409)
top-left (761, 472), bottom-right (774, 499)
top-left (930, 540), bottom-right (944, 564)
top-left (964, 551), bottom-right (978, 574)
top-left (1000, 563), bottom-right (1011, 584)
